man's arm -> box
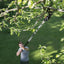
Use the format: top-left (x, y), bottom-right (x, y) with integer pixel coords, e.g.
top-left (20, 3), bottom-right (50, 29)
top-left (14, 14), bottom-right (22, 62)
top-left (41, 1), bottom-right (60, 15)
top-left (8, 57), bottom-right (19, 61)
top-left (16, 48), bottom-right (22, 56)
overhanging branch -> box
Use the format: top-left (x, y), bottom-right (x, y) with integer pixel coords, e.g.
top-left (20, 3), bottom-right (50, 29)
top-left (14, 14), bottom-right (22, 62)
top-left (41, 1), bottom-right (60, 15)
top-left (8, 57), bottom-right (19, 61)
top-left (22, 12), bottom-right (46, 31)
top-left (0, 0), bottom-right (44, 18)
top-left (0, 6), bottom-right (29, 17)
top-left (0, 0), bottom-right (64, 18)
top-left (58, 9), bottom-right (64, 12)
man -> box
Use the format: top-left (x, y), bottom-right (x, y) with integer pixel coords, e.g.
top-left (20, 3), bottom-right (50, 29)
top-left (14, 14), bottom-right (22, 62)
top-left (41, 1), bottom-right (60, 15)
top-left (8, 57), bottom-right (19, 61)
top-left (16, 42), bottom-right (29, 64)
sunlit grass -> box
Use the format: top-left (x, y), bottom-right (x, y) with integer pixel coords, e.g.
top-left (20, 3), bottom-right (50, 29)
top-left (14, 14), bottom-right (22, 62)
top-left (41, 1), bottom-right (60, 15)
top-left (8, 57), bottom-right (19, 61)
top-left (61, 37), bottom-right (64, 42)
top-left (30, 50), bottom-right (41, 60)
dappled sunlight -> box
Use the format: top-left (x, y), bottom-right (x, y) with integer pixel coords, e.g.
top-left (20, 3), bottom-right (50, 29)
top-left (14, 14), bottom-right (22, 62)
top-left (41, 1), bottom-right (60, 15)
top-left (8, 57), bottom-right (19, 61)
top-left (48, 20), bottom-right (63, 29)
top-left (30, 50), bottom-right (41, 60)
top-left (58, 50), bottom-right (64, 62)
top-left (51, 24), bottom-right (60, 29)
top-left (47, 46), bottom-right (53, 52)
top-left (53, 12), bottom-right (62, 17)
top-left (60, 37), bottom-right (64, 42)
top-left (47, 41), bottom-right (53, 45)
top-left (59, 21), bottom-right (64, 31)
top-left (48, 50), bottom-right (57, 55)
top-left (61, 50), bottom-right (64, 52)
top-left (46, 13), bottom-right (64, 30)
top-left (46, 41), bottom-right (55, 51)
top-left (61, 47), bottom-right (64, 52)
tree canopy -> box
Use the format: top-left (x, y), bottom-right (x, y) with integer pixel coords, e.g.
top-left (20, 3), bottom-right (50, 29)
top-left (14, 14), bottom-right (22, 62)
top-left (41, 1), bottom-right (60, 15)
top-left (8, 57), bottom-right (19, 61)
top-left (0, 0), bottom-right (64, 36)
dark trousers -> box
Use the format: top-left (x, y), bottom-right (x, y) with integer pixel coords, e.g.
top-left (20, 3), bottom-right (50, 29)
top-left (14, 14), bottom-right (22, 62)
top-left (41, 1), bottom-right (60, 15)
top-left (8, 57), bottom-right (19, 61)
top-left (20, 61), bottom-right (29, 64)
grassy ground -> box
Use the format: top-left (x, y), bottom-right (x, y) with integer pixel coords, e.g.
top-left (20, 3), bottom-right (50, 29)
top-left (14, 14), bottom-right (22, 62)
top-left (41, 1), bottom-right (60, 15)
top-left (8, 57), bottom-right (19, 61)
top-left (0, 12), bottom-right (64, 64)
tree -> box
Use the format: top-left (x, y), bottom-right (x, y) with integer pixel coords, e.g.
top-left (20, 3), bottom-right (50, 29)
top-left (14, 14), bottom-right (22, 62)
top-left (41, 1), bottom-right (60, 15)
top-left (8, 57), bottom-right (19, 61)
top-left (0, 0), bottom-right (64, 63)
top-left (0, 0), bottom-right (64, 36)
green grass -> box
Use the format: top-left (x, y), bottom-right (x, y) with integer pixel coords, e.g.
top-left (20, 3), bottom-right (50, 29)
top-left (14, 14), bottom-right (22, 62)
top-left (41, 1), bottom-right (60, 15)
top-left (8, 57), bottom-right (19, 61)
top-left (0, 13), bottom-right (64, 64)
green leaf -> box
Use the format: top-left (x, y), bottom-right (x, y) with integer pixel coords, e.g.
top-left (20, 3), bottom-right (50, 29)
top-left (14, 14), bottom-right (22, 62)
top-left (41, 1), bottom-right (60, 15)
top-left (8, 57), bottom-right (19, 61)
top-left (45, 0), bottom-right (50, 6)
top-left (32, 29), bottom-right (35, 32)
top-left (23, 0), bottom-right (27, 5)
top-left (56, 54), bottom-right (60, 58)
top-left (0, 27), bottom-right (2, 31)
top-left (2, 21), bottom-right (8, 27)
top-left (10, 27), bottom-right (14, 35)
top-left (60, 23), bottom-right (64, 31)
top-left (28, 0), bottom-right (34, 8)
top-left (52, 59), bottom-right (56, 63)
top-left (19, 9), bottom-right (22, 13)
top-left (18, 0), bottom-right (22, 5)
top-left (0, 22), bottom-right (2, 24)
top-left (28, 19), bottom-right (31, 23)
top-left (8, 1), bottom-right (15, 8)
top-left (53, 0), bottom-right (57, 3)
top-left (18, 32), bottom-right (20, 36)
top-left (10, 29), bottom-right (13, 35)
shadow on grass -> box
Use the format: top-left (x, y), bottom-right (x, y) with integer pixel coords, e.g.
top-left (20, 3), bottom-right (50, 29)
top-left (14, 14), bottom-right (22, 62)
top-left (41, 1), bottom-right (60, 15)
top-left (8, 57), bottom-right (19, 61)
top-left (33, 15), bottom-right (64, 50)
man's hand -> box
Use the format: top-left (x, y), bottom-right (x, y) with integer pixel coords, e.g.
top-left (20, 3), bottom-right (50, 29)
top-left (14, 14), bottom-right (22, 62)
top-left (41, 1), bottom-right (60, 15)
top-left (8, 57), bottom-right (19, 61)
top-left (21, 46), bottom-right (24, 50)
top-left (16, 48), bottom-right (22, 56)
top-left (21, 46), bottom-right (29, 51)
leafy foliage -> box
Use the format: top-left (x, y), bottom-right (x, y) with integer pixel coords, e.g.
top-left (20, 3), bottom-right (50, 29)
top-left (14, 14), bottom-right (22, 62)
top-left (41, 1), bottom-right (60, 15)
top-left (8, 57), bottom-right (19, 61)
top-left (39, 45), bottom-right (64, 64)
top-left (0, 0), bottom-right (64, 35)
top-left (0, 0), bottom-right (64, 36)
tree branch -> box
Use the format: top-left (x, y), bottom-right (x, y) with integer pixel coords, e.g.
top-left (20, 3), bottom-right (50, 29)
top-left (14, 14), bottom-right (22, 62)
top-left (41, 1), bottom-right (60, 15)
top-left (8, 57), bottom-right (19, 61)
top-left (58, 9), bottom-right (64, 12)
top-left (22, 12), bottom-right (46, 31)
top-left (0, 0), bottom-right (64, 18)
top-left (44, 6), bottom-right (64, 12)
top-left (0, 0), bottom-right (44, 17)
top-left (0, 8), bottom-right (17, 17)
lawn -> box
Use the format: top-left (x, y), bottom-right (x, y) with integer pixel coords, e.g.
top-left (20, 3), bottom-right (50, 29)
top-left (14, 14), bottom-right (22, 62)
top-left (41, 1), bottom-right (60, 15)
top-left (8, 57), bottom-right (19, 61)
top-left (0, 12), bottom-right (64, 64)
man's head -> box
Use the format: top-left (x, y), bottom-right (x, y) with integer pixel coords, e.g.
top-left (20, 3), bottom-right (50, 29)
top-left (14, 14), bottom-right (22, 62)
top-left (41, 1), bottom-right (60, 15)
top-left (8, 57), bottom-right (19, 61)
top-left (19, 41), bottom-right (24, 48)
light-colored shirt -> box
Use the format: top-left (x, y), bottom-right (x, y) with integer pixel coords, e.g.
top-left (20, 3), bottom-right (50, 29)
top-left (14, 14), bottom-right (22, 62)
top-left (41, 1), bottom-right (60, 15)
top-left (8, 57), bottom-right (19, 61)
top-left (18, 46), bottom-right (29, 62)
